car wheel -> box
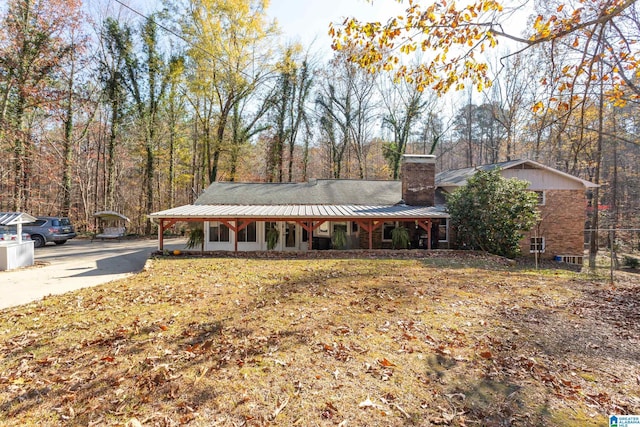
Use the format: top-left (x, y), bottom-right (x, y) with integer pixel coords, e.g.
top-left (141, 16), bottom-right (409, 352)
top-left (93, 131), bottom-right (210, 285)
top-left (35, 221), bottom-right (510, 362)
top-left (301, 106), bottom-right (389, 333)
top-left (31, 235), bottom-right (45, 248)
top-left (54, 240), bottom-right (67, 245)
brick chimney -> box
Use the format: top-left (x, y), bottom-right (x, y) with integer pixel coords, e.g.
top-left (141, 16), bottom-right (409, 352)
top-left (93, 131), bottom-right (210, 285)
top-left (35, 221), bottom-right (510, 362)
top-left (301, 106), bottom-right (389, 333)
top-left (401, 155), bottom-right (436, 206)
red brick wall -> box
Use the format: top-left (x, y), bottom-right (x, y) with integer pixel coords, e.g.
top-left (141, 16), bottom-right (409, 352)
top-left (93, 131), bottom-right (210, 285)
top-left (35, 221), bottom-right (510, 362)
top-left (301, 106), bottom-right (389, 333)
top-left (358, 224), bottom-right (383, 249)
top-left (520, 189), bottom-right (586, 258)
top-left (401, 160), bottom-right (435, 206)
top-left (357, 221), bottom-right (435, 249)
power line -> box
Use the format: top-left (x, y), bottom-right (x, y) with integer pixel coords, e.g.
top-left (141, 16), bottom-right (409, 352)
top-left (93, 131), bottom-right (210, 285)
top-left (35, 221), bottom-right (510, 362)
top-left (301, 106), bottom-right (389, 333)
top-left (111, 0), bottom-right (259, 81)
top-left (112, 0), bottom-right (203, 54)
top-left (110, 0), bottom-right (332, 123)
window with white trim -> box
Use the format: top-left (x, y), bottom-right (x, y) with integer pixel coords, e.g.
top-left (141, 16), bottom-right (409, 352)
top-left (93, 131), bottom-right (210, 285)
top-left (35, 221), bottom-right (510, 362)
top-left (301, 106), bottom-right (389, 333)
top-left (237, 222), bottom-right (257, 242)
top-left (533, 190), bottom-right (545, 205)
top-left (333, 222), bottom-right (347, 235)
top-left (438, 218), bottom-right (449, 243)
top-left (530, 237), bottom-right (545, 253)
top-left (209, 222), bottom-right (230, 242)
top-left (382, 222), bottom-right (397, 241)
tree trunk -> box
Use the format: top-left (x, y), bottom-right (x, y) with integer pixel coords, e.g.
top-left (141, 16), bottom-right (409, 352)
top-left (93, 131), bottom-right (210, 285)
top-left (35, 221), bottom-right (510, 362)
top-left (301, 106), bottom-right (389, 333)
top-left (169, 126), bottom-right (175, 207)
top-left (12, 94), bottom-right (26, 212)
top-left (145, 138), bottom-right (154, 234)
top-left (210, 109), bottom-right (230, 183)
top-left (466, 91), bottom-right (473, 167)
top-left (62, 48), bottom-right (76, 217)
top-left (106, 98), bottom-right (118, 210)
top-left (588, 61), bottom-right (605, 270)
top-left (190, 116), bottom-right (199, 204)
top-left (611, 111), bottom-right (619, 269)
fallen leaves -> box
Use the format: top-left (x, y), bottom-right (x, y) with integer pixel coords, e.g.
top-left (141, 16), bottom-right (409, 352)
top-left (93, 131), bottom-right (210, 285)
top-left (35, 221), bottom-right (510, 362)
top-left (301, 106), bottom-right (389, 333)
top-left (377, 357), bottom-right (396, 367)
top-left (269, 395), bottom-right (290, 421)
top-left (479, 350), bottom-right (493, 359)
top-left (0, 256), bottom-right (638, 426)
top-left (321, 401), bottom-right (339, 419)
top-left (319, 341), bottom-right (367, 361)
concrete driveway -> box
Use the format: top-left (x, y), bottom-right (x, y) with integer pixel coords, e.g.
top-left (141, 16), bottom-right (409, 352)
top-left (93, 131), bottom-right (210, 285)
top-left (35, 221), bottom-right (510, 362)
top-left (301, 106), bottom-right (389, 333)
top-left (0, 237), bottom-right (188, 310)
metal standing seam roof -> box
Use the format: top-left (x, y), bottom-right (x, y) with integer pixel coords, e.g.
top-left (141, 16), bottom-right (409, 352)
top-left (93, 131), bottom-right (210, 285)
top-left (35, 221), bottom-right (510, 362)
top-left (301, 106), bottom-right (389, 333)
top-left (0, 212), bottom-right (38, 226)
top-left (149, 204), bottom-right (449, 220)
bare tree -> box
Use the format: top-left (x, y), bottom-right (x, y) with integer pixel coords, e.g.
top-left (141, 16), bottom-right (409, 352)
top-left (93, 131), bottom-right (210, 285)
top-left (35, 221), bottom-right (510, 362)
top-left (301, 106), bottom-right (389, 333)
top-left (264, 46), bottom-right (314, 182)
top-left (315, 51), bottom-right (377, 179)
top-left (0, 0), bottom-right (84, 211)
top-left (379, 75), bottom-right (432, 179)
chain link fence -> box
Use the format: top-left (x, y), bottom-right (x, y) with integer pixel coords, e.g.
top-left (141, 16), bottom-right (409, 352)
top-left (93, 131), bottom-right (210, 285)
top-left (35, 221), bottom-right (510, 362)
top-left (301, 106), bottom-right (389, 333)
top-left (584, 228), bottom-right (640, 282)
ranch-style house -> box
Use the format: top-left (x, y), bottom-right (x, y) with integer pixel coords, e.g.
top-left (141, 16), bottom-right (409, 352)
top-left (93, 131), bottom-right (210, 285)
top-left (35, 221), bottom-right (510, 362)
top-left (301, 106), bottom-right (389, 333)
top-left (149, 155), bottom-right (596, 262)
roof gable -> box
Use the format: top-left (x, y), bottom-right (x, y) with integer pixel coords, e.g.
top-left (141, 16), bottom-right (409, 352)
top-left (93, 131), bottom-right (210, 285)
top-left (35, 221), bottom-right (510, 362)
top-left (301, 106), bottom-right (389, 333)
top-left (435, 159), bottom-right (597, 190)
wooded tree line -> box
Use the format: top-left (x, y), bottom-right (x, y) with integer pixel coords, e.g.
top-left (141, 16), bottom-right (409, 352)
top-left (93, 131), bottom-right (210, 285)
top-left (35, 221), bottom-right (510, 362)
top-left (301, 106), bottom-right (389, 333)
top-left (0, 0), bottom-right (638, 242)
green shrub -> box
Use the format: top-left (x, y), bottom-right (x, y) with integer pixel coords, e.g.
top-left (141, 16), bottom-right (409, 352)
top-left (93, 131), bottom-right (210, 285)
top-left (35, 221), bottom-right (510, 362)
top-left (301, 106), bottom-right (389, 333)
top-left (186, 225), bottom-right (204, 249)
top-left (624, 256), bottom-right (639, 269)
top-left (266, 227), bottom-right (279, 250)
top-left (332, 227), bottom-right (347, 249)
top-left (446, 169), bottom-right (539, 259)
top-left (391, 226), bottom-right (410, 249)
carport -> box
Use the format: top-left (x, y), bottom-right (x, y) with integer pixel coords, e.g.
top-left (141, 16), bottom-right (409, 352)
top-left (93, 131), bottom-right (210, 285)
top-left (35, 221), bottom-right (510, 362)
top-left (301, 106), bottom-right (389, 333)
top-left (93, 210), bottom-right (130, 240)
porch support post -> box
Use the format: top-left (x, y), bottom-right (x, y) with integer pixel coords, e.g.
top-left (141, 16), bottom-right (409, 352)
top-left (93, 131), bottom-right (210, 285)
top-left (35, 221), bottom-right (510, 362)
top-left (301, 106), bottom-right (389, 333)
top-left (355, 220), bottom-right (382, 250)
top-left (235, 219), bottom-right (238, 252)
top-left (416, 219), bottom-right (433, 250)
top-left (295, 219), bottom-right (326, 251)
top-left (218, 219), bottom-right (240, 252)
top-left (159, 219), bottom-right (164, 251)
top-left (157, 218), bottom-right (179, 251)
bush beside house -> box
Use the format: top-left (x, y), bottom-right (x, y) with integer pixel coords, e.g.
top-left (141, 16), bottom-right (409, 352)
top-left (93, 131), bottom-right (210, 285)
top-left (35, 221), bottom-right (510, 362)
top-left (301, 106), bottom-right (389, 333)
top-left (446, 169), bottom-right (540, 259)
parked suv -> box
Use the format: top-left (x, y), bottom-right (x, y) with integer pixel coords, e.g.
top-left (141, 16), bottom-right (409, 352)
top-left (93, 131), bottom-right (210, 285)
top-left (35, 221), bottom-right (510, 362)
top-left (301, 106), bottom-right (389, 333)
top-left (22, 217), bottom-right (77, 248)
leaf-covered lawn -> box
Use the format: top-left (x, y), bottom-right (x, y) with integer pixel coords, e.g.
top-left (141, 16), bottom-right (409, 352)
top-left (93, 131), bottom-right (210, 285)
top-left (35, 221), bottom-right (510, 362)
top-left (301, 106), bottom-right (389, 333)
top-left (1, 254), bottom-right (638, 426)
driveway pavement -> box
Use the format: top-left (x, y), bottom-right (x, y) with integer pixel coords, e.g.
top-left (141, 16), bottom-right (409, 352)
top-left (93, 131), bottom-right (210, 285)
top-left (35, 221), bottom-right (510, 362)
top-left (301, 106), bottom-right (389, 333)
top-left (0, 237), bottom-right (188, 310)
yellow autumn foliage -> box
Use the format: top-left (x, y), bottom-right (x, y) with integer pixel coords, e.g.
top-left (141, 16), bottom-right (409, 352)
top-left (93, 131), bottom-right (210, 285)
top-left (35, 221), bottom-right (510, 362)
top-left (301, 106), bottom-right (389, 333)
top-left (329, 0), bottom-right (639, 107)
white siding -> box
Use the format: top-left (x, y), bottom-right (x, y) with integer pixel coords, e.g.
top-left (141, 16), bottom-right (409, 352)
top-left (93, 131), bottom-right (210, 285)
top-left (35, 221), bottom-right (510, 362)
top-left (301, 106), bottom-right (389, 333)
top-left (501, 169), bottom-right (585, 190)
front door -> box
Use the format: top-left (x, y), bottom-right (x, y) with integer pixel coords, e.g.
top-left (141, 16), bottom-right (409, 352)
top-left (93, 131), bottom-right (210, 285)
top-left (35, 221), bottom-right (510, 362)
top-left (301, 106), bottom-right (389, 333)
top-left (284, 222), bottom-right (297, 250)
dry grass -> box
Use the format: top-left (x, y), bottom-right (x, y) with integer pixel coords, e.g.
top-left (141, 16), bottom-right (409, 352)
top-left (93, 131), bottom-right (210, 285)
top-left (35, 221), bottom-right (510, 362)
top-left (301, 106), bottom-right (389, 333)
top-left (1, 253), bottom-right (639, 426)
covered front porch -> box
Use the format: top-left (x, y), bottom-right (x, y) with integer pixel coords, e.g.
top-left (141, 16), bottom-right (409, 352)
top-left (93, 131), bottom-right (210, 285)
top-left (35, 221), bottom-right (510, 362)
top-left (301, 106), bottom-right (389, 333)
top-left (149, 204), bottom-right (449, 253)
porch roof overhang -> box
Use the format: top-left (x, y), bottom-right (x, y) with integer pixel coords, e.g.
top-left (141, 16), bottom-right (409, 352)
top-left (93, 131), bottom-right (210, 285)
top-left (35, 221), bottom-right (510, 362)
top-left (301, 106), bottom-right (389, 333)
top-left (149, 204), bottom-right (449, 222)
